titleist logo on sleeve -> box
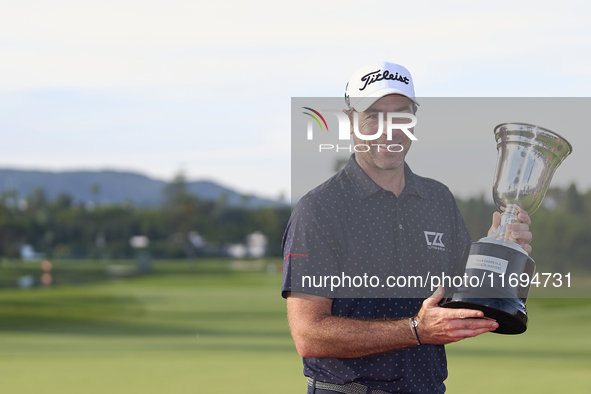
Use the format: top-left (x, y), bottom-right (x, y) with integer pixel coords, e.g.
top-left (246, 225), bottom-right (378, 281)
top-left (359, 69), bottom-right (410, 91)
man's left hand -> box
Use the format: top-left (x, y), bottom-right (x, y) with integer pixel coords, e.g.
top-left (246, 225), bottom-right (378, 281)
top-left (487, 207), bottom-right (533, 254)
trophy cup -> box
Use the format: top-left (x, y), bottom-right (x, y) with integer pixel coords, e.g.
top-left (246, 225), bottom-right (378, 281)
top-left (441, 123), bottom-right (572, 334)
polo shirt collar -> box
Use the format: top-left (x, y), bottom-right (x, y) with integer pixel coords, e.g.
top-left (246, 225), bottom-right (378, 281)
top-left (344, 154), bottom-right (428, 200)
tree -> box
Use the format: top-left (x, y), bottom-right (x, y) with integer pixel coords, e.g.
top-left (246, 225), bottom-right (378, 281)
top-left (90, 183), bottom-right (101, 202)
top-left (162, 171), bottom-right (201, 257)
top-left (27, 188), bottom-right (48, 209)
top-left (566, 183), bottom-right (584, 214)
top-left (52, 193), bottom-right (74, 210)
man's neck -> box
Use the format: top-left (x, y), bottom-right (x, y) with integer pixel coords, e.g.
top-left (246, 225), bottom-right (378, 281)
top-left (357, 160), bottom-right (406, 197)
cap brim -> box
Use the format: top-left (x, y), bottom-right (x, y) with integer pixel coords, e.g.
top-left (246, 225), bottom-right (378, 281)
top-left (350, 88), bottom-right (420, 112)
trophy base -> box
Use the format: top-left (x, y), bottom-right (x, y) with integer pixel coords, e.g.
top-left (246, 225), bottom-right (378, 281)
top-left (440, 241), bottom-right (535, 335)
top-left (441, 296), bottom-right (527, 334)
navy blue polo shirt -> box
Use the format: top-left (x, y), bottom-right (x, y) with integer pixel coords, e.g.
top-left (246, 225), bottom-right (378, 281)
top-left (282, 154), bottom-right (471, 394)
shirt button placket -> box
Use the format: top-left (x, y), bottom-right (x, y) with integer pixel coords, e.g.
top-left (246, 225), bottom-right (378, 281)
top-left (392, 196), bottom-right (399, 237)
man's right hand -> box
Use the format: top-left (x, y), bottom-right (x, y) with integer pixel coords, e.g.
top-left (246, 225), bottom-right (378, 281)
top-left (415, 287), bottom-right (498, 345)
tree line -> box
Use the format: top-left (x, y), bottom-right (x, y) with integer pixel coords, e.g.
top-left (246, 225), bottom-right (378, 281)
top-left (0, 174), bottom-right (590, 273)
top-left (0, 174), bottom-right (290, 259)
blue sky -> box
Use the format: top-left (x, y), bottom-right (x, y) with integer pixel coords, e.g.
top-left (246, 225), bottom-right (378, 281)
top-left (1, 0), bottom-right (590, 201)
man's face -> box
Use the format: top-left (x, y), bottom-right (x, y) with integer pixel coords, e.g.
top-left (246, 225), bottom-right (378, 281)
top-left (351, 94), bottom-right (416, 172)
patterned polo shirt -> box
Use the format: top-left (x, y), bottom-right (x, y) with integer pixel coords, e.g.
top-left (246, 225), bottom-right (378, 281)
top-left (282, 154), bottom-right (471, 394)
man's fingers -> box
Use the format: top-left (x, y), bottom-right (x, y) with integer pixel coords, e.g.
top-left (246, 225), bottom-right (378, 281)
top-left (507, 221), bottom-right (532, 251)
top-left (432, 285), bottom-right (445, 299)
top-left (516, 208), bottom-right (531, 225)
top-left (456, 326), bottom-right (498, 339)
top-left (454, 317), bottom-right (498, 330)
top-left (508, 222), bottom-right (531, 232)
top-left (488, 211), bottom-right (502, 236)
top-left (509, 229), bottom-right (532, 243)
top-left (451, 308), bottom-right (485, 319)
top-left (522, 243), bottom-right (533, 254)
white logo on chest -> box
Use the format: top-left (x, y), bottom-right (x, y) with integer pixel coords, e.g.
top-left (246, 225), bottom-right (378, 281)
top-left (424, 231), bottom-right (445, 251)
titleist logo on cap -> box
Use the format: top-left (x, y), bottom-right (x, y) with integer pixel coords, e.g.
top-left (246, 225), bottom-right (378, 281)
top-left (359, 69), bottom-right (410, 91)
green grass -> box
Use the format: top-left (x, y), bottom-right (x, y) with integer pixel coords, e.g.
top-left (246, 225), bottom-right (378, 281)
top-left (446, 297), bottom-right (591, 393)
top-left (0, 260), bottom-right (590, 393)
top-left (0, 260), bottom-right (304, 394)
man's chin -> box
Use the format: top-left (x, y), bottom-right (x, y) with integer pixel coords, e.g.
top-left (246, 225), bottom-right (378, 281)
top-left (374, 157), bottom-right (405, 171)
top-left (355, 151), bottom-right (406, 172)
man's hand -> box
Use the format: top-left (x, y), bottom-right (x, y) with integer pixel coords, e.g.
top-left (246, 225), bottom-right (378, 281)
top-left (287, 286), bottom-right (499, 359)
top-left (488, 207), bottom-right (533, 254)
top-left (415, 287), bottom-right (498, 345)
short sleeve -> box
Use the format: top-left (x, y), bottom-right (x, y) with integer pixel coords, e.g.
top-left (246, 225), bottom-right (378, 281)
top-left (281, 195), bottom-right (342, 298)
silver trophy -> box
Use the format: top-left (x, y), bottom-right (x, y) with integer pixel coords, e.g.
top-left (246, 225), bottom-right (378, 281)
top-left (442, 123), bottom-right (572, 334)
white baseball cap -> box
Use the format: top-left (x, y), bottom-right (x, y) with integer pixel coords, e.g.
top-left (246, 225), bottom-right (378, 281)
top-left (345, 61), bottom-right (419, 112)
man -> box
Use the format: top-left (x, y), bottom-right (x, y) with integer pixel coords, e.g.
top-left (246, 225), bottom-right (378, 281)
top-left (282, 61), bottom-right (532, 394)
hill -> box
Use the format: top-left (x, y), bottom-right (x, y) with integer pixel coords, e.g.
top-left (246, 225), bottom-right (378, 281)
top-left (0, 169), bottom-right (285, 208)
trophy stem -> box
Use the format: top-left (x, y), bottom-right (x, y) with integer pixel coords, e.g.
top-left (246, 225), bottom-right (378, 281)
top-left (492, 203), bottom-right (519, 240)
top-left (479, 203), bottom-right (528, 255)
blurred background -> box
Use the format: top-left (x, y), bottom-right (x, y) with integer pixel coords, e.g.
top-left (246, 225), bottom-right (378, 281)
top-left (1, 1), bottom-right (590, 393)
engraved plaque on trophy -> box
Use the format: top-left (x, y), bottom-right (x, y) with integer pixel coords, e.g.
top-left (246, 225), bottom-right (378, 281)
top-left (441, 123), bottom-right (572, 334)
